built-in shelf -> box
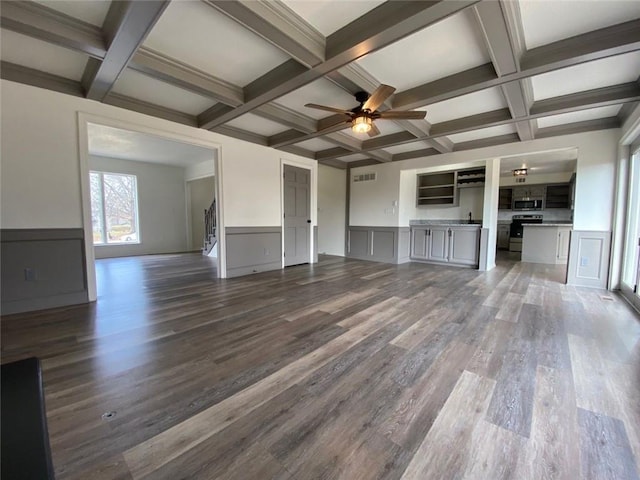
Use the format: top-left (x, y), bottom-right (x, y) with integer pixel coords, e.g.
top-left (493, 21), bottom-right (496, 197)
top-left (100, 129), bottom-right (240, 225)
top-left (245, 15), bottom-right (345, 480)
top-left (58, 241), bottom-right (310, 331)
top-left (456, 168), bottom-right (486, 188)
top-left (417, 167), bottom-right (485, 207)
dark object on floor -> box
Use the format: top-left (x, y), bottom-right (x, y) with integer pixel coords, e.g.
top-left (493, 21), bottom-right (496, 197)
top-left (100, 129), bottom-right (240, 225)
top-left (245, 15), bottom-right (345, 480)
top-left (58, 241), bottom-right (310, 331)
top-left (1, 357), bottom-right (55, 479)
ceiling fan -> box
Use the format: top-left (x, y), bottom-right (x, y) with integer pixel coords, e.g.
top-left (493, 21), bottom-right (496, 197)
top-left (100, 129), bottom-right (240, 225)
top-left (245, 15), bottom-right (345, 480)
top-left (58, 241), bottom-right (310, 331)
top-left (305, 84), bottom-right (426, 137)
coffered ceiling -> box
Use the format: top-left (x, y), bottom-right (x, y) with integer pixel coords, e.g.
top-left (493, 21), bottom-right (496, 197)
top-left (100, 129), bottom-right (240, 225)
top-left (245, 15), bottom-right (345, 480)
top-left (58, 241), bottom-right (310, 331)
top-left (2, 0), bottom-right (639, 169)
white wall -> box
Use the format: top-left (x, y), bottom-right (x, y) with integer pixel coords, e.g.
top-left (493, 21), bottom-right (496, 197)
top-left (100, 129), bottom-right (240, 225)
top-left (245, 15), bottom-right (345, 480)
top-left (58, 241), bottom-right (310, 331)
top-left (1, 80), bottom-right (318, 288)
top-left (185, 159), bottom-right (215, 181)
top-left (0, 80), bottom-right (315, 231)
top-left (351, 129), bottom-right (620, 232)
top-left (317, 164), bottom-right (346, 256)
top-left (499, 172), bottom-right (572, 186)
top-left (90, 155), bottom-right (188, 258)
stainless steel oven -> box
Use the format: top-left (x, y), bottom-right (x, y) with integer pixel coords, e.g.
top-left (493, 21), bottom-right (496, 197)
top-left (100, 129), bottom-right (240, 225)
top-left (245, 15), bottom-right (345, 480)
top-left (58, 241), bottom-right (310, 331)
top-left (513, 198), bottom-right (543, 211)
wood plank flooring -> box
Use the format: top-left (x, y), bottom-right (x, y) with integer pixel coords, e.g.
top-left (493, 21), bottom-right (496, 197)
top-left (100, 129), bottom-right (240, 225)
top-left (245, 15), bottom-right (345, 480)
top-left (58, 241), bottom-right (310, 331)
top-left (2, 253), bottom-right (640, 479)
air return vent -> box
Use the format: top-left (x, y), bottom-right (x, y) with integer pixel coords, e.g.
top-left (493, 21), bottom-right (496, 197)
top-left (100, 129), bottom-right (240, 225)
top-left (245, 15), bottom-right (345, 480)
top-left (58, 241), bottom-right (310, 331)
top-left (353, 172), bottom-right (377, 183)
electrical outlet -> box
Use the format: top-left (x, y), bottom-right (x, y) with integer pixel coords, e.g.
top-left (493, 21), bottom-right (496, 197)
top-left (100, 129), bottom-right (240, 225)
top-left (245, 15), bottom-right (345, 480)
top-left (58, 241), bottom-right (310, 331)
top-left (580, 257), bottom-right (588, 267)
top-left (264, 248), bottom-right (270, 256)
top-left (24, 268), bottom-right (37, 281)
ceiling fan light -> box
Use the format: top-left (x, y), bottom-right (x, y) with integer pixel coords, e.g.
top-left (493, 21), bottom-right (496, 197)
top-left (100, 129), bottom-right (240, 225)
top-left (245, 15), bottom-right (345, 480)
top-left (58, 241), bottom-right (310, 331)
top-left (352, 115), bottom-right (372, 134)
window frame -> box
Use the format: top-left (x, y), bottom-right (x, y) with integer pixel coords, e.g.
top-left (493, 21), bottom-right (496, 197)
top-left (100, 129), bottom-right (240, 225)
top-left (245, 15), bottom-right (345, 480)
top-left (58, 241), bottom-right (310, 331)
top-left (90, 170), bottom-right (141, 246)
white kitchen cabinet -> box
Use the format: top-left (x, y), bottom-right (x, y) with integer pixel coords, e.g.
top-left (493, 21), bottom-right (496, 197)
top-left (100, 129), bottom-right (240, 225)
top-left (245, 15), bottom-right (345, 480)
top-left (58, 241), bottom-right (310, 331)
top-left (497, 225), bottom-right (510, 250)
top-left (410, 225), bottom-right (480, 267)
top-left (556, 227), bottom-right (571, 262)
top-left (522, 225), bottom-right (572, 264)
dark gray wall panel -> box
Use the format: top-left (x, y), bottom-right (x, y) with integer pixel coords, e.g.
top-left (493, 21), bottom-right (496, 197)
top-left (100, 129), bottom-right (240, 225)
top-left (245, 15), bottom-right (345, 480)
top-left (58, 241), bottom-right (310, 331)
top-left (397, 228), bottom-right (411, 264)
top-left (347, 226), bottom-right (410, 264)
top-left (372, 230), bottom-right (396, 261)
top-left (225, 227), bottom-right (282, 278)
top-left (1, 229), bottom-right (88, 314)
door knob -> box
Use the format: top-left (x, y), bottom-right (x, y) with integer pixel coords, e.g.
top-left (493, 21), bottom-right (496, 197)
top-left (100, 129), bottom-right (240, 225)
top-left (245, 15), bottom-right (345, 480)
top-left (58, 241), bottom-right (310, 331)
top-left (307, 220), bottom-right (311, 223)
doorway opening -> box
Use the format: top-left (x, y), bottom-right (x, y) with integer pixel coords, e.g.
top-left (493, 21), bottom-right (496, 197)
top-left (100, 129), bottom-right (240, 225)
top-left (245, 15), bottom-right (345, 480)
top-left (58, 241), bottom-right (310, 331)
top-left (78, 114), bottom-right (223, 302)
top-left (495, 148), bottom-right (577, 280)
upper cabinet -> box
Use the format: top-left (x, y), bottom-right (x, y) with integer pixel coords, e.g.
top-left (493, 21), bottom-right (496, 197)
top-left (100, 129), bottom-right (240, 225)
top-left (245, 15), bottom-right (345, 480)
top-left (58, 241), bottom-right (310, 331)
top-left (499, 188), bottom-right (512, 210)
top-left (499, 182), bottom-right (572, 210)
top-left (416, 167), bottom-right (485, 207)
top-left (545, 184), bottom-right (571, 209)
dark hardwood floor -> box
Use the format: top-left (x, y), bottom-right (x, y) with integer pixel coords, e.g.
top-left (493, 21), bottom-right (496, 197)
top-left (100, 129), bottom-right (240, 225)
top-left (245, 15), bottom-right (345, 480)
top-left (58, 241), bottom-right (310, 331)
top-left (2, 253), bottom-right (639, 479)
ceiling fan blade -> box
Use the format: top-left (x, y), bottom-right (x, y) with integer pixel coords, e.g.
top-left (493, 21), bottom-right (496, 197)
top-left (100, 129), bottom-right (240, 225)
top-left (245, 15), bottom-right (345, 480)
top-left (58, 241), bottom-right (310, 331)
top-left (362, 84), bottom-right (396, 112)
top-left (317, 114), bottom-right (351, 132)
top-left (378, 110), bottom-right (426, 120)
top-left (305, 103), bottom-right (352, 115)
top-left (367, 122), bottom-right (381, 137)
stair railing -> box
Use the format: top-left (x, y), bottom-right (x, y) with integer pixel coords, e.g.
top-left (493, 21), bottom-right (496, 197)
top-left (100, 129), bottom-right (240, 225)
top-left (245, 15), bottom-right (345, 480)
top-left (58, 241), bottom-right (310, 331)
top-left (204, 198), bottom-right (216, 244)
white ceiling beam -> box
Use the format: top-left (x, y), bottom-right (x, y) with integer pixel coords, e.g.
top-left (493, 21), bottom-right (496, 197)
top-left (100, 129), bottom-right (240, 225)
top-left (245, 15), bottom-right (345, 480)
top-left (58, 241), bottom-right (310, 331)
top-left (198, 0), bottom-right (479, 129)
top-left (81, 1), bottom-right (169, 101)
top-left (394, 18), bottom-right (640, 110)
top-left (0, 1), bottom-right (106, 58)
top-left (203, 0), bottom-right (325, 67)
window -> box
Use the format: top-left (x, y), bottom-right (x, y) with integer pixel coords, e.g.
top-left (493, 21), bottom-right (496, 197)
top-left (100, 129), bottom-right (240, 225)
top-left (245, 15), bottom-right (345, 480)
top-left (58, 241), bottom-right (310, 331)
top-left (90, 171), bottom-right (140, 245)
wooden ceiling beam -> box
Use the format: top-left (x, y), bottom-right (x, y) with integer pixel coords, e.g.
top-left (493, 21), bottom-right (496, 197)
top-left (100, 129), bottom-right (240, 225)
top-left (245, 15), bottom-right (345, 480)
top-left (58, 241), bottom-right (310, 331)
top-left (81, 1), bottom-right (169, 101)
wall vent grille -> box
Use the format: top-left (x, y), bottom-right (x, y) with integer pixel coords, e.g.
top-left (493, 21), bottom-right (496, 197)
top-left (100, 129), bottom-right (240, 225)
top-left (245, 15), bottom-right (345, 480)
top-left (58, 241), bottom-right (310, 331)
top-left (353, 172), bottom-right (376, 183)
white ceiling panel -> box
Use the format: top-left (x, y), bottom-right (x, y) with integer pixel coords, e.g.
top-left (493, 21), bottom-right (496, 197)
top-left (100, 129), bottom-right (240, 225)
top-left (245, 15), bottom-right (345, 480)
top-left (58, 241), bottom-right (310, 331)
top-left (143, 1), bottom-right (290, 86)
top-left (447, 124), bottom-right (516, 143)
top-left (112, 70), bottom-right (215, 115)
top-left (274, 78), bottom-right (357, 120)
top-left (342, 119), bottom-right (406, 140)
top-left (294, 137), bottom-right (339, 151)
top-left (225, 113), bottom-right (288, 137)
top-left (34, 0), bottom-right (111, 27)
top-left (531, 51), bottom-right (640, 101)
top-left (282, 0), bottom-right (385, 36)
top-left (521, 0), bottom-right (640, 49)
top-left (355, 9), bottom-right (490, 91)
top-left (1, 29), bottom-right (88, 80)
top-left (537, 105), bottom-right (621, 129)
top-left (422, 87), bottom-right (508, 124)
top-left (88, 123), bottom-right (214, 167)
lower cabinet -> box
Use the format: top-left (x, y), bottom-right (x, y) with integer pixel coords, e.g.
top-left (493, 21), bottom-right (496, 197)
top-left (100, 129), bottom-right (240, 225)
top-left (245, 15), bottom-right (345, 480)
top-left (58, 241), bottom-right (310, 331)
top-left (410, 225), bottom-right (480, 267)
top-left (497, 225), bottom-right (510, 250)
top-left (556, 227), bottom-right (571, 262)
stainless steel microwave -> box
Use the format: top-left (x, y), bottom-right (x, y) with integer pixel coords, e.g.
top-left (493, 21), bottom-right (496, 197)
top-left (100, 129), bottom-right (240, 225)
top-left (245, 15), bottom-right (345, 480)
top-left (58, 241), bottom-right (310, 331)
top-left (513, 198), bottom-right (543, 211)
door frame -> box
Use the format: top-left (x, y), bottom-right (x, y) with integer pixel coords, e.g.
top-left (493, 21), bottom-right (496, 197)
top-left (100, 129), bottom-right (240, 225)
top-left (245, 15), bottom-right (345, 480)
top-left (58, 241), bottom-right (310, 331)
top-left (280, 158), bottom-right (317, 267)
top-left (78, 112), bottom-right (225, 301)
